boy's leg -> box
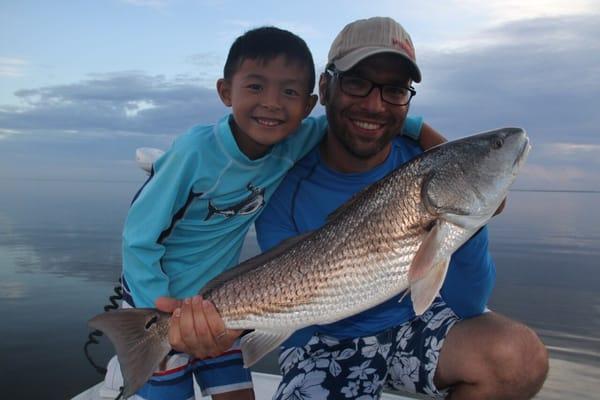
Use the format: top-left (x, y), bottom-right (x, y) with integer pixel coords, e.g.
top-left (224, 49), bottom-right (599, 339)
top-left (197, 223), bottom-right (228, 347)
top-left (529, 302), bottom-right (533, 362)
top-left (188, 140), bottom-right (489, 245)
top-left (192, 340), bottom-right (254, 399)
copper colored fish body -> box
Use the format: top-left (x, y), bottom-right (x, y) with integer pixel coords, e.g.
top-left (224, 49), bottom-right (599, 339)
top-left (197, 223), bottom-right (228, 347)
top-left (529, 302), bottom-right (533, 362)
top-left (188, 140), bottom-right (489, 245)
top-left (89, 127), bottom-right (530, 398)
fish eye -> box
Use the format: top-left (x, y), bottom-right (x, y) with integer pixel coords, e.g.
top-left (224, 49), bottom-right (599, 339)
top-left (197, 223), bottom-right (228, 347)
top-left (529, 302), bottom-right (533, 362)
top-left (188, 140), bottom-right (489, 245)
top-left (492, 138), bottom-right (504, 149)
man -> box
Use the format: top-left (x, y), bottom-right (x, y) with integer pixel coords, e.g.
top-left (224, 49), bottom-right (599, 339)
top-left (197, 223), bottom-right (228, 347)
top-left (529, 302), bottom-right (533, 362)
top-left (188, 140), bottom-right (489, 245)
top-left (159, 17), bottom-right (548, 399)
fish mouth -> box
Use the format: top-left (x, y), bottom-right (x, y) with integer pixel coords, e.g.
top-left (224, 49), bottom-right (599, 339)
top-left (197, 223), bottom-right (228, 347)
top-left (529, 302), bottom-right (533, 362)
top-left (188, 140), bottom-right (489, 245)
top-left (514, 134), bottom-right (531, 168)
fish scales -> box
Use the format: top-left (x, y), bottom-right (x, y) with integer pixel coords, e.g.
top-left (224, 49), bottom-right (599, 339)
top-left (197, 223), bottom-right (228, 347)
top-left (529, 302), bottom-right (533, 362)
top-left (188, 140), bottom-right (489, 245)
top-left (206, 171), bottom-right (431, 331)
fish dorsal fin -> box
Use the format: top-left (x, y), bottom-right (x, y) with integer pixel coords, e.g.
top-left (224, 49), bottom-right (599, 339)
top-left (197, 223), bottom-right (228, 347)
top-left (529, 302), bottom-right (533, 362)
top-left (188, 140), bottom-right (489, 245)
top-left (407, 220), bottom-right (451, 315)
top-left (200, 232), bottom-right (313, 296)
top-left (240, 329), bottom-right (292, 367)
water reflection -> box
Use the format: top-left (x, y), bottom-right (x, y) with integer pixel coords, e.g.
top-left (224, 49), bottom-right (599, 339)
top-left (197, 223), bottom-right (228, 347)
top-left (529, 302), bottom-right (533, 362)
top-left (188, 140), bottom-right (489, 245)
top-left (0, 180), bottom-right (598, 399)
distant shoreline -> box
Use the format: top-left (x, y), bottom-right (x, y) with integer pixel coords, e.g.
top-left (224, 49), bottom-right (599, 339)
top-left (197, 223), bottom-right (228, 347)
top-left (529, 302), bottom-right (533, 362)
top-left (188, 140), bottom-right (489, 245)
top-left (2, 177), bottom-right (599, 194)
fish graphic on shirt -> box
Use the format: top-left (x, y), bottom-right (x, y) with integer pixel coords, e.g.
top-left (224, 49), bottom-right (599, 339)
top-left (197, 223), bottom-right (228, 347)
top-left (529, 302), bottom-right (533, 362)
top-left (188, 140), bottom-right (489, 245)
top-left (204, 183), bottom-right (265, 221)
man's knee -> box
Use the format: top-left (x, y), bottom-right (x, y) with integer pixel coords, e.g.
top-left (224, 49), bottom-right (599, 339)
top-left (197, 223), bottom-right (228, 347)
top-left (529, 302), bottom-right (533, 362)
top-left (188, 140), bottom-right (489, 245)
top-left (487, 322), bottom-right (549, 397)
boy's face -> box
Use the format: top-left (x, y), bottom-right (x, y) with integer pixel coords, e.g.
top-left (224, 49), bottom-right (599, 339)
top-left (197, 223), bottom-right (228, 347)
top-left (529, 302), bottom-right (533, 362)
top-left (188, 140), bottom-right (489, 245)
top-left (217, 55), bottom-right (317, 159)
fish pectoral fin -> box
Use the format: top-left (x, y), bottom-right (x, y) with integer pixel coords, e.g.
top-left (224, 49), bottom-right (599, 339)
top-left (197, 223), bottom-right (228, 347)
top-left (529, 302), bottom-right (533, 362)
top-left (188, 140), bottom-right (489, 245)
top-left (410, 258), bottom-right (450, 315)
top-left (240, 329), bottom-right (292, 368)
top-left (409, 220), bottom-right (444, 283)
top-left (408, 220), bottom-right (451, 315)
top-left (88, 309), bottom-right (171, 399)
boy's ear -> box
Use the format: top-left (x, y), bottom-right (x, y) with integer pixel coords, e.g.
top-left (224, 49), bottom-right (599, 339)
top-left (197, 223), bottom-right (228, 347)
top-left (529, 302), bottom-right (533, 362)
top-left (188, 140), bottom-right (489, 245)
top-left (216, 78), bottom-right (232, 107)
top-left (303, 94), bottom-right (318, 118)
top-left (318, 73), bottom-right (329, 106)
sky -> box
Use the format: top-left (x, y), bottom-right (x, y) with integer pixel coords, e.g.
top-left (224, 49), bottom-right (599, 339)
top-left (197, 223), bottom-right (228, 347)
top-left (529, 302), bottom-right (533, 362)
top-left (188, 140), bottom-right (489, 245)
top-left (1, 0), bottom-right (599, 190)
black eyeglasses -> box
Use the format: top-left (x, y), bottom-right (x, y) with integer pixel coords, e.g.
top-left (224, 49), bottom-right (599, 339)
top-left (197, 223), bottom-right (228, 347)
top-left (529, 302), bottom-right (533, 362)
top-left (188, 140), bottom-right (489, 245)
top-left (326, 68), bottom-right (416, 106)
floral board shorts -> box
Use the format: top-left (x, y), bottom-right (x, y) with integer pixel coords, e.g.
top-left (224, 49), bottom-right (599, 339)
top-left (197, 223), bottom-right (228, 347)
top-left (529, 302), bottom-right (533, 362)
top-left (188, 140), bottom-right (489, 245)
top-left (274, 298), bottom-right (459, 400)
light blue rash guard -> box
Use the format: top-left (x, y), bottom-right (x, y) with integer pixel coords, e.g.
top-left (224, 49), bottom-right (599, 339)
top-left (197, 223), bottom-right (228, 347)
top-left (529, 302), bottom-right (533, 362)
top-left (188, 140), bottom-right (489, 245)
top-left (255, 132), bottom-right (496, 348)
top-left (122, 114), bottom-right (329, 308)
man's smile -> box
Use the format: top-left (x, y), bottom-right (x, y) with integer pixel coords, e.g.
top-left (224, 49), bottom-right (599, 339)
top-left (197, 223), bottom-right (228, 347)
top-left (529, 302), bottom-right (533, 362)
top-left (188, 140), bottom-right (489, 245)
top-left (350, 118), bottom-right (385, 131)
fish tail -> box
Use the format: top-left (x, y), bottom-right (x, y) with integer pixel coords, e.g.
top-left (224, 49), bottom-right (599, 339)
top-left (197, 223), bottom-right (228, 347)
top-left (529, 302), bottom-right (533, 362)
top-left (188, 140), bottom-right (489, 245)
top-left (88, 308), bottom-right (171, 398)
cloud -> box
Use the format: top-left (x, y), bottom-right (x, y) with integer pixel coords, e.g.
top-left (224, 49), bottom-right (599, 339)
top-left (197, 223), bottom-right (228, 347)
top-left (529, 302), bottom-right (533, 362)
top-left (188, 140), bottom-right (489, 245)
top-left (0, 71), bottom-right (227, 137)
top-left (413, 14), bottom-right (600, 146)
top-left (454, 0), bottom-right (599, 24)
top-left (541, 143), bottom-right (600, 160)
top-left (0, 57), bottom-right (27, 77)
top-left (517, 163), bottom-right (599, 190)
top-left (121, 0), bottom-right (168, 8)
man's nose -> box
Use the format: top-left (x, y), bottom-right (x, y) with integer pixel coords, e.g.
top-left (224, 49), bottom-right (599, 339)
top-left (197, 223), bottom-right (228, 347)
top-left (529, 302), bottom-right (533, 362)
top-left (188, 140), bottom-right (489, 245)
top-left (360, 86), bottom-right (386, 112)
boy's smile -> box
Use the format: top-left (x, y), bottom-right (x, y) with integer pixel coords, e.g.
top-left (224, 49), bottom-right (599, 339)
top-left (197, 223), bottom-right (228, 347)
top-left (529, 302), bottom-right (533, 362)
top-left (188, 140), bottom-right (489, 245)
top-left (217, 55), bottom-right (317, 160)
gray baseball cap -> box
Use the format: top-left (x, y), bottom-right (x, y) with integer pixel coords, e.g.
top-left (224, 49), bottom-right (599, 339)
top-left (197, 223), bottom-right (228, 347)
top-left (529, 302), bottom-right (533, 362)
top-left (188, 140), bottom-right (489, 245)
top-left (327, 17), bottom-right (421, 83)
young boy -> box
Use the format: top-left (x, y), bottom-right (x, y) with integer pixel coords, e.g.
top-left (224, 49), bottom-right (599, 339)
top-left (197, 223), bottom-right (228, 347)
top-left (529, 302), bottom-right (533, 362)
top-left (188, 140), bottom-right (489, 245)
top-left (116, 26), bottom-right (437, 400)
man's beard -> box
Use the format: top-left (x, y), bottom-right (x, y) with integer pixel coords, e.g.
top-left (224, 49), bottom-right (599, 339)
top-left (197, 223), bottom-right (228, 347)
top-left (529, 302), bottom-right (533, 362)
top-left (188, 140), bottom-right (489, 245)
top-left (336, 128), bottom-right (396, 160)
top-left (326, 107), bottom-right (402, 160)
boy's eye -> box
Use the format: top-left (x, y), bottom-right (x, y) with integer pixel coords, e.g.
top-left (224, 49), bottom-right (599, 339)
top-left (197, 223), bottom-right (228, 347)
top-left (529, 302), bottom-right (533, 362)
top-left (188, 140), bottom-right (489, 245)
top-left (283, 88), bottom-right (300, 97)
top-left (246, 83), bottom-right (263, 92)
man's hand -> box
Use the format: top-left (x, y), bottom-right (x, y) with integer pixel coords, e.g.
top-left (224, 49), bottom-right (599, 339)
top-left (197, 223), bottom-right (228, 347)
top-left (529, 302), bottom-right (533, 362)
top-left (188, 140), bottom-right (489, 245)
top-left (155, 296), bottom-right (243, 359)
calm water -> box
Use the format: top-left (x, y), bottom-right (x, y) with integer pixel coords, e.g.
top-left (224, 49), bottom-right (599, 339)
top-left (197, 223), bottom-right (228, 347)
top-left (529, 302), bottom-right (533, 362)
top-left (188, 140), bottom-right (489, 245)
top-left (0, 178), bottom-right (598, 399)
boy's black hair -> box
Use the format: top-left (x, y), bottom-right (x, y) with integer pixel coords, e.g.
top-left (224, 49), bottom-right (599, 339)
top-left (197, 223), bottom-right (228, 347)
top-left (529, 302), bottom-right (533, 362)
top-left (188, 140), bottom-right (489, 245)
top-left (223, 26), bottom-right (316, 93)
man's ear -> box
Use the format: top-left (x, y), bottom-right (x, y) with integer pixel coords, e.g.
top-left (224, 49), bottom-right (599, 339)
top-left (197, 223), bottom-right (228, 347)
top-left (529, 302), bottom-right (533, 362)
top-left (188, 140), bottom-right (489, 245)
top-left (318, 73), bottom-right (329, 106)
top-left (216, 78), bottom-right (232, 107)
top-left (303, 94), bottom-right (318, 118)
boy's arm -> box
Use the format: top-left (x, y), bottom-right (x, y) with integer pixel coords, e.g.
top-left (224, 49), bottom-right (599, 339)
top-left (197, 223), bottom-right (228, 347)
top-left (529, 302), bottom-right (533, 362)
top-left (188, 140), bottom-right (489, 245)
top-left (123, 143), bottom-right (199, 308)
top-left (284, 115), bottom-right (329, 162)
top-left (156, 164), bottom-right (301, 358)
top-left (419, 122), bottom-right (447, 150)
top-left (401, 117), bottom-right (446, 150)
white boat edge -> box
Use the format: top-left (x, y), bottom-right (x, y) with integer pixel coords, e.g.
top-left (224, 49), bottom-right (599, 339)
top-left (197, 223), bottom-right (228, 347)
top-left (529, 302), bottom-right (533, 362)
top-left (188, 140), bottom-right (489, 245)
top-left (72, 371), bottom-right (416, 400)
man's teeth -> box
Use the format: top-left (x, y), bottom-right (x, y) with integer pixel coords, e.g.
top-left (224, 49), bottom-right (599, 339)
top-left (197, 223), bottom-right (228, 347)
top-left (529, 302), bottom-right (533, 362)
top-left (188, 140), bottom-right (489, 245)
top-left (353, 120), bottom-right (382, 130)
top-left (256, 118), bottom-right (280, 126)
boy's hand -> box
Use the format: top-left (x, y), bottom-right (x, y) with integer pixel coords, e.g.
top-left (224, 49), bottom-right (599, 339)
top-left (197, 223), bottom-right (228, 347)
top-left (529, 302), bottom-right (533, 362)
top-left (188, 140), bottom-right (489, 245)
top-left (155, 296), bottom-right (243, 359)
top-left (419, 123), bottom-right (447, 150)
